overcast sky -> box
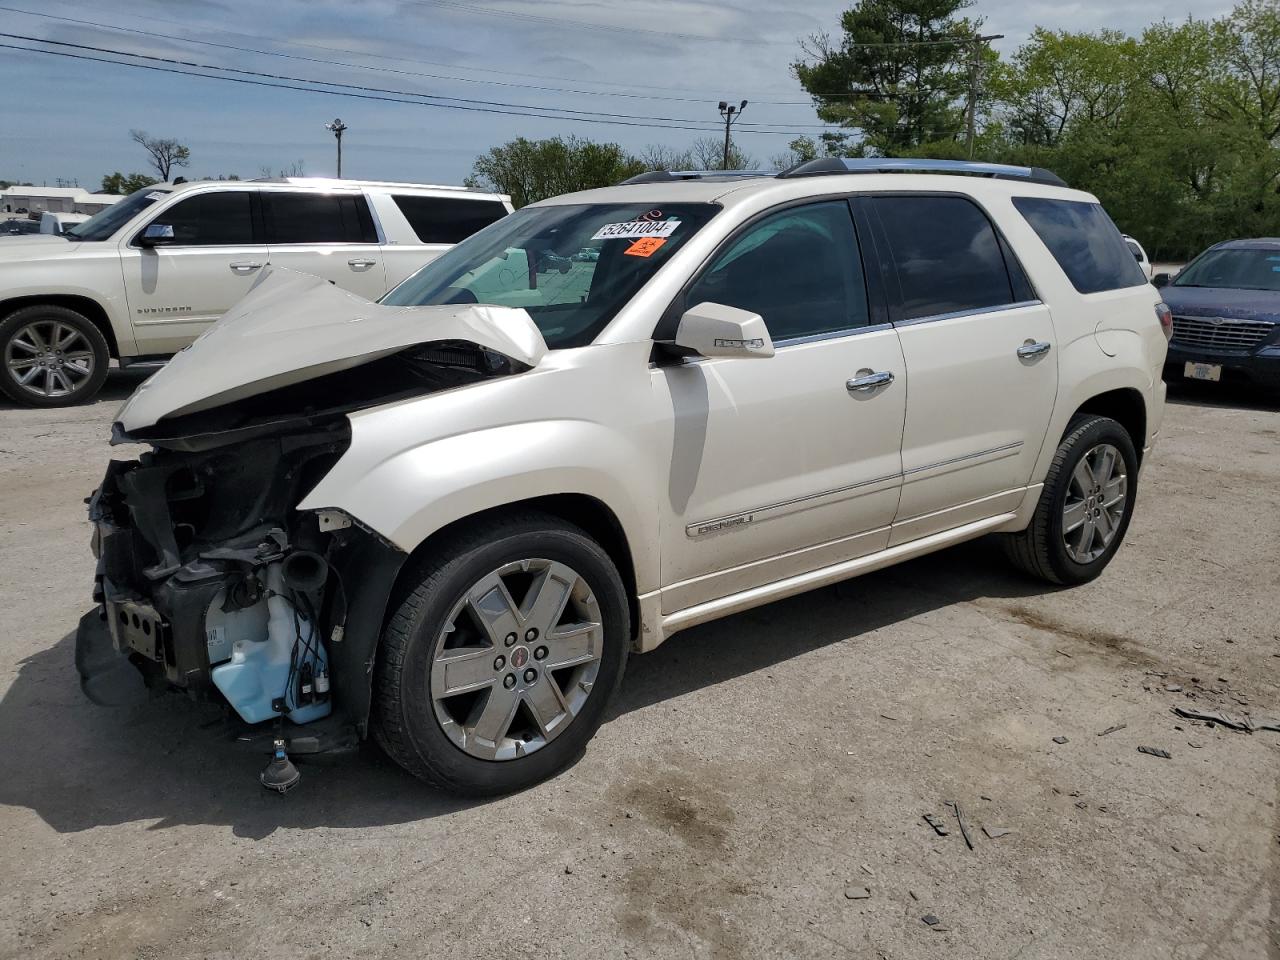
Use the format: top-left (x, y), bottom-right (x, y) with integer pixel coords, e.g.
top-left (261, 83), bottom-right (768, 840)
top-left (0, 0), bottom-right (1235, 190)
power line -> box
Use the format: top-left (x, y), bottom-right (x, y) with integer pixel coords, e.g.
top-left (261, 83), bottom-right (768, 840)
top-left (0, 3), bottom-right (808, 101)
top-left (0, 32), bottom-right (832, 131)
top-left (0, 40), bottom-right (832, 137)
top-left (0, 4), bottom-right (969, 104)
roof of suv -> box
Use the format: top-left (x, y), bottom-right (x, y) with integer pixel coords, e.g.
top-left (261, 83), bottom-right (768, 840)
top-left (158, 177), bottom-right (510, 202)
top-left (536, 170), bottom-right (1098, 211)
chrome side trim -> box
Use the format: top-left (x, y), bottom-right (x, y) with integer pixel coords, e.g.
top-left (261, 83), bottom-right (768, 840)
top-left (774, 321), bottom-right (895, 348)
top-left (686, 469), bottom-right (901, 538)
top-left (902, 441), bottom-right (1023, 477)
top-left (893, 299), bottom-right (1043, 328)
top-left (663, 513), bottom-right (1019, 638)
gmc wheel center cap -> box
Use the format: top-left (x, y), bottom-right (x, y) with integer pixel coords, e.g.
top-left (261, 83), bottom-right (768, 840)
top-left (510, 646), bottom-right (529, 670)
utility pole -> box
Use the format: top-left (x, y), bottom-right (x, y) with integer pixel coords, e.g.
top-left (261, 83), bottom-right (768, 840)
top-left (717, 100), bottom-right (748, 170)
top-left (965, 35), bottom-right (1003, 158)
top-left (324, 118), bottom-right (348, 177)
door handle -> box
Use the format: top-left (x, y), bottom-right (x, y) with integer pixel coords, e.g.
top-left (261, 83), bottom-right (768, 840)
top-left (1017, 340), bottom-right (1052, 359)
top-left (228, 261), bottom-right (262, 272)
top-left (846, 370), bottom-right (894, 392)
top-left (348, 258), bottom-right (378, 268)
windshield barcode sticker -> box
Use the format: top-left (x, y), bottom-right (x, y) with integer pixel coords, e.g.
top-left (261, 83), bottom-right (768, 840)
top-left (592, 219), bottom-right (681, 240)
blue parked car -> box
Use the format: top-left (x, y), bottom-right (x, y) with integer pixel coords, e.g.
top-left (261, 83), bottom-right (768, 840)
top-left (1156, 238), bottom-right (1280, 391)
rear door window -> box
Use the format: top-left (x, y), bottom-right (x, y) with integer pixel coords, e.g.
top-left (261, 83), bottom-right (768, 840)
top-left (1013, 197), bottom-right (1147, 293)
top-left (871, 195), bottom-right (1015, 321)
top-left (264, 192), bottom-right (374, 244)
top-left (145, 191), bottom-right (255, 246)
top-left (392, 195), bottom-right (509, 243)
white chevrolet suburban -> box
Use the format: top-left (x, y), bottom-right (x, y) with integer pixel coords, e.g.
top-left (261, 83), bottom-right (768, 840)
top-left (0, 177), bottom-right (512, 406)
top-left (75, 159), bottom-right (1169, 795)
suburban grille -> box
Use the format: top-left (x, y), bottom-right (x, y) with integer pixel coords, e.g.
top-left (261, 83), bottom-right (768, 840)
top-left (1171, 315), bottom-right (1274, 350)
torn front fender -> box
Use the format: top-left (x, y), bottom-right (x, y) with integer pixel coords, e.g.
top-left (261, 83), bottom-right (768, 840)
top-left (116, 267), bottom-right (548, 432)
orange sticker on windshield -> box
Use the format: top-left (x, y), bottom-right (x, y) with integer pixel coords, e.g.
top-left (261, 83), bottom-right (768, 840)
top-left (624, 237), bottom-right (666, 258)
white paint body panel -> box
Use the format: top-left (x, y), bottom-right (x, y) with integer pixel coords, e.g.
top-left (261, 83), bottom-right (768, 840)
top-left (0, 178), bottom-right (512, 361)
top-left (112, 171), bottom-right (1166, 653)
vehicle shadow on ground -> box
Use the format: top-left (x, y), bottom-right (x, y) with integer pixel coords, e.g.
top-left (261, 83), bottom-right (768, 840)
top-left (0, 367), bottom-right (148, 411)
top-left (1165, 380), bottom-right (1280, 413)
top-left (0, 539), bottom-right (1051, 837)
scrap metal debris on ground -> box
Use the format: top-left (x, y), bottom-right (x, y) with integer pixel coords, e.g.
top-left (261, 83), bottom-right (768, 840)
top-left (1172, 705), bottom-right (1280, 733)
top-left (923, 813), bottom-right (950, 836)
top-left (946, 800), bottom-right (975, 850)
top-left (1138, 746), bottom-right (1172, 759)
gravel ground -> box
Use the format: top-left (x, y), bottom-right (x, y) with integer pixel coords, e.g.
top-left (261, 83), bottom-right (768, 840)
top-left (0, 370), bottom-right (1277, 960)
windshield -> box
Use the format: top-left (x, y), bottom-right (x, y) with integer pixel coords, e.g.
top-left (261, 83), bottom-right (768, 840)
top-left (66, 187), bottom-right (170, 242)
top-left (381, 202), bottom-right (721, 348)
top-left (1175, 247), bottom-right (1280, 292)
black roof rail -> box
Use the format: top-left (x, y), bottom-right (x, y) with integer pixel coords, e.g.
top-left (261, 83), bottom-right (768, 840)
top-left (775, 157), bottom-right (1068, 187)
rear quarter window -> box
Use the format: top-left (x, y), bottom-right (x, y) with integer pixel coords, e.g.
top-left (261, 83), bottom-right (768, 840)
top-left (1013, 197), bottom-right (1147, 294)
top-left (392, 195), bottom-right (509, 244)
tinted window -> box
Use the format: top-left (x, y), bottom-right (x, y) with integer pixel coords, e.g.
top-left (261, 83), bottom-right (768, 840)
top-left (1013, 197), bottom-right (1147, 293)
top-left (393, 195), bottom-right (508, 243)
top-left (382, 203), bottom-right (720, 349)
top-left (145, 191), bottom-right (253, 246)
top-left (873, 196), bottom-right (1014, 321)
top-left (71, 187), bottom-right (169, 242)
top-left (265, 192), bottom-right (371, 244)
top-left (685, 201), bottom-right (868, 341)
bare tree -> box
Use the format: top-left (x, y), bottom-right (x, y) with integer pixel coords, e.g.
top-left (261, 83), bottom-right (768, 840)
top-left (130, 130), bottom-right (191, 181)
top-left (258, 160), bottom-right (306, 178)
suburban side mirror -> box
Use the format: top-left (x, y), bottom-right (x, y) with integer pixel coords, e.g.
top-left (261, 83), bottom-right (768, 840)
top-left (137, 223), bottom-right (175, 247)
top-left (674, 302), bottom-right (775, 359)
top-left (1152, 273), bottom-right (1171, 288)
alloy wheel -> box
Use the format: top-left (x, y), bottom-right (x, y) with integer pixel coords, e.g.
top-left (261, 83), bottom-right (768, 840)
top-left (4, 320), bottom-right (96, 399)
top-left (1062, 442), bottom-right (1128, 563)
top-left (430, 558), bottom-right (604, 761)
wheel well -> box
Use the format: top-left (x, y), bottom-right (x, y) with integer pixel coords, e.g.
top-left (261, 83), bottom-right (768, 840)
top-left (391, 494), bottom-right (641, 639)
top-left (0, 294), bottom-right (119, 358)
top-left (1071, 388), bottom-right (1146, 461)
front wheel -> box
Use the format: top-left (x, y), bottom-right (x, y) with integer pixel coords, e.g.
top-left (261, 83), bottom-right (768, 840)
top-left (1002, 415), bottom-right (1140, 585)
top-left (373, 511), bottom-right (630, 795)
top-left (0, 305), bottom-right (110, 407)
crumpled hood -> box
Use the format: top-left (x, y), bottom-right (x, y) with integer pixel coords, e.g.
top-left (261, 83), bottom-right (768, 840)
top-left (1160, 285), bottom-right (1280, 323)
top-left (116, 267), bottom-right (547, 432)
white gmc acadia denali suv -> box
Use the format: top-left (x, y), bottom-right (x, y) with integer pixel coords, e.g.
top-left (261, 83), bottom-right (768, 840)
top-left (0, 177), bottom-right (512, 406)
top-left (75, 159), bottom-right (1170, 795)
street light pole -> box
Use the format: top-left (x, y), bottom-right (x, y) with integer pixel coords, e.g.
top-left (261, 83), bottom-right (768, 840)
top-left (965, 35), bottom-right (1003, 158)
top-left (324, 118), bottom-right (348, 177)
top-left (717, 100), bottom-right (748, 170)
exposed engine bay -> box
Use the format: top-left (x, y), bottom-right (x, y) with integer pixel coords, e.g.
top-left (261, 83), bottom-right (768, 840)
top-left (74, 269), bottom-right (549, 777)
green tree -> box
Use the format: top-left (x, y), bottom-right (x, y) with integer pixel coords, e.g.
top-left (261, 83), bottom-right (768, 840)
top-left (100, 171), bottom-right (159, 194)
top-left (130, 129), bottom-right (191, 181)
top-left (793, 0), bottom-right (982, 154)
top-left (465, 136), bottom-right (645, 207)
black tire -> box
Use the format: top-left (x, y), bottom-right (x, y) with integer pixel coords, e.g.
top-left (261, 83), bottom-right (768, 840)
top-left (0, 304), bottom-right (110, 407)
top-left (1002, 415), bottom-right (1140, 586)
top-left (373, 510), bottom-right (630, 795)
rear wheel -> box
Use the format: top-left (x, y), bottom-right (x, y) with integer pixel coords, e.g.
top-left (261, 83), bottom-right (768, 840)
top-left (1002, 415), bottom-right (1139, 585)
top-left (0, 305), bottom-right (109, 407)
top-left (373, 511), bottom-right (629, 795)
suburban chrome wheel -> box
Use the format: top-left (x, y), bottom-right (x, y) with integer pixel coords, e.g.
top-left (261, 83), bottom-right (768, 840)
top-left (1062, 442), bottom-right (1128, 563)
top-left (4, 319), bottom-right (96, 399)
top-left (430, 558), bottom-right (604, 761)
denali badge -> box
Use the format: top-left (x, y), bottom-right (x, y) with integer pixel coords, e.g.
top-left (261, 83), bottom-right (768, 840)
top-left (713, 337), bottom-right (765, 349)
top-left (688, 513), bottom-right (754, 538)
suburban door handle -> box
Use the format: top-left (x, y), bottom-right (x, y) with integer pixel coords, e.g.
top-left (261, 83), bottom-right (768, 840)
top-left (846, 370), bottom-right (894, 392)
top-left (228, 261), bottom-right (262, 272)
top-left (1017, 340), bottom-right (1052, 359)
top-left (348, 258), bottom-right (377, 268)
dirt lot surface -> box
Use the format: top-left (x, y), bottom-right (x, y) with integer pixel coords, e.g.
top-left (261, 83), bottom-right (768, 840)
top-left (1, 371), bottom-right (1278, 960)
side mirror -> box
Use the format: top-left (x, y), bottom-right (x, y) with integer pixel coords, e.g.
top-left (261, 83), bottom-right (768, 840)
top-left (1152, 273), bottom-right (1171, 288)
top-left (137, 223), bottom-right (175, 247)
top-left (674, 302), bottom-right (774, 359)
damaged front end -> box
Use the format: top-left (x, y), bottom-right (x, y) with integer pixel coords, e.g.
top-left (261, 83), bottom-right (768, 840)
top-left (75, 268), bottom-right (547, 754)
